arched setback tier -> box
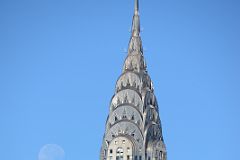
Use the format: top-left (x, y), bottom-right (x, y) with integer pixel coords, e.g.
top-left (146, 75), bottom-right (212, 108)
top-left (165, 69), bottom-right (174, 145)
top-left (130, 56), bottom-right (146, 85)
top-left (106, 104), bottom-right (143, 131)
top-left (104, 121), bottom-right (144, 151)
top-left (143, 91), bottom-right (159, 112)
top-left (127, 36), bottom-right (143, 55)
top-left (107, 136), bottom-right (134, 160)
top-left (143, 105), bottom-right (161, 128)
top-left (123, 54), bottom-right (145, 72)
top-left (101, 135), bottom-right (145, 160)
top-left (146, 140), bottom-right (167, 160)
top-left (116, 71), bottom-right (142, 93)
top-left (110, 89), bottom-right (144, 114)
top-left (143, 122), bottom-right (163, 151)
top-left (115, 71), bottom-right (154, 94)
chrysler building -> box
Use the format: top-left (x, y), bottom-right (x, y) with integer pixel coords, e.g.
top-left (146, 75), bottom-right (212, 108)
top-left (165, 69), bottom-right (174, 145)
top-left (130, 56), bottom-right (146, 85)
top-left (100, 0), bottom-right (167, 160)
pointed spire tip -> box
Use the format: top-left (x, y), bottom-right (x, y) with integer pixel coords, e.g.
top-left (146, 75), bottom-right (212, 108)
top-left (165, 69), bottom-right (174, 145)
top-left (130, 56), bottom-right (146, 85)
top-left (134, 0), bottom-right (139, 15)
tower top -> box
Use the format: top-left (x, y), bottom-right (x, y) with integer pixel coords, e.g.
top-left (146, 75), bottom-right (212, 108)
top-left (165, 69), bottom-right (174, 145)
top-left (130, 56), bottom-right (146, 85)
top-left (100, 1), bottom-right (167, 159)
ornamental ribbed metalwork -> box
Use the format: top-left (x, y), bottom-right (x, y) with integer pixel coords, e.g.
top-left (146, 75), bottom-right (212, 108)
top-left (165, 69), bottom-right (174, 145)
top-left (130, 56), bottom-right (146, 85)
top-left (100, 1), bottom-right (167, 160)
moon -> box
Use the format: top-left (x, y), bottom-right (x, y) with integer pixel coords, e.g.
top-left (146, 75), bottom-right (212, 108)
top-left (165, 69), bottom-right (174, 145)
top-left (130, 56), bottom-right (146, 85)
top-left (38, 144), bottom-right (65, 160)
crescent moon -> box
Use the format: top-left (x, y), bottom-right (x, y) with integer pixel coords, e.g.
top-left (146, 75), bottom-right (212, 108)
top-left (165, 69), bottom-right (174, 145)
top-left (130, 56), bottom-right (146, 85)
top-left (38, 144), bottom-right (65, 160)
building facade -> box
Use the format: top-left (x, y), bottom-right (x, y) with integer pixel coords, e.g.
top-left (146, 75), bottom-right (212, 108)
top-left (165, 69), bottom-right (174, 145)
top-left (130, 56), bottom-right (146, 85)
top-left (100, 1), bottom-right (167, 160)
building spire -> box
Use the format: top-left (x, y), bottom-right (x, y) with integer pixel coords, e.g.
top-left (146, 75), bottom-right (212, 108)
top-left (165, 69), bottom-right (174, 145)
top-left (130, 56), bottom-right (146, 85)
top-left (132, 0), bottom-right (140, 37)
top-left (100, 1), bottom-right (167, 160)
top-left (134, 0), bottom-right (139, 15)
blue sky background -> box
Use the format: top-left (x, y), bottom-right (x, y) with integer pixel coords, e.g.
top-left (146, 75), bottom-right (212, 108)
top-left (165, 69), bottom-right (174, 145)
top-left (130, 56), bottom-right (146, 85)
top-left (0, 0), bottom-right (240, 159)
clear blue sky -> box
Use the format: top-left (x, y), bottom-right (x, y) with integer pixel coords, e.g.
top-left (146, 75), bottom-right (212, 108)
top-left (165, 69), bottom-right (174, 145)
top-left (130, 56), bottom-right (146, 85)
top-left (0, 0), bottom-right (240, 159)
